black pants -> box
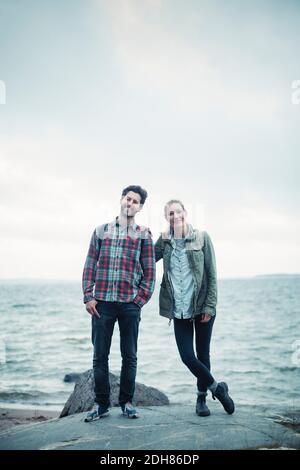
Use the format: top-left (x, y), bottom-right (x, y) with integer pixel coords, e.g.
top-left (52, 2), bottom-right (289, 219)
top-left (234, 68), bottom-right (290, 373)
top-left (92, 300), bottom-right (141, 407)
top-left (174, 315), bottom-right (216, 393)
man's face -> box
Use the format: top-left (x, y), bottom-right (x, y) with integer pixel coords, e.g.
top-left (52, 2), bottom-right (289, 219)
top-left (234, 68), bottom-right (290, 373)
top-left (120, 191), bottom-right (142, 218)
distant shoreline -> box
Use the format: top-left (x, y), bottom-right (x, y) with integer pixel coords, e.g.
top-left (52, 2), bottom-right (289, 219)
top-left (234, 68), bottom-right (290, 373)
top-left (0, 273), bottom-right (299, 283)
top-left (254, 273), bottom-right (300, 278)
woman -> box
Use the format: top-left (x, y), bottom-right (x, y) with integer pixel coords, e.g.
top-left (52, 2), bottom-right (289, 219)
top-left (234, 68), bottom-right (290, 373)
top-left (155, 199), bottom-right (234, 416)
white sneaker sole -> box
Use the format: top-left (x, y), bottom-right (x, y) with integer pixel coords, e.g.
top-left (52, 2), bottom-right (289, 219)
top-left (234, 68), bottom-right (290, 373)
top-left (84, 410), bottom-right (109, 422)
top-left (122, 411), bottom-right (139, 419)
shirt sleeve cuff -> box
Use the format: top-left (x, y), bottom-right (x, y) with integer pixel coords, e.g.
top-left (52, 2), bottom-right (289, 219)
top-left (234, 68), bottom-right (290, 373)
top-left (84, 294), bottom-right (95, 304)
top-left (201, 306), bottom-right (216, 316)
top-left (133, 296), bottom-right (145, 308)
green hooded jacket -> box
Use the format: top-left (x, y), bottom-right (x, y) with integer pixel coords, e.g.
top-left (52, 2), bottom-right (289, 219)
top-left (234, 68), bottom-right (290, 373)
top-left (155, 227), bottom-right (217, 320)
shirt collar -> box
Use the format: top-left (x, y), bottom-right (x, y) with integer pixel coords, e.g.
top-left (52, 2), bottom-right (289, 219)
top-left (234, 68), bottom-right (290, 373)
top-left (111, 216), bottom-right (138, 234)
top-left (162, 223), bottom-right (195, 242)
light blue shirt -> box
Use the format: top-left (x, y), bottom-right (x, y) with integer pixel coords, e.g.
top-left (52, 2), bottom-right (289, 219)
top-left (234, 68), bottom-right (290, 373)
top-left (168, 236), bottom-right (196, 319)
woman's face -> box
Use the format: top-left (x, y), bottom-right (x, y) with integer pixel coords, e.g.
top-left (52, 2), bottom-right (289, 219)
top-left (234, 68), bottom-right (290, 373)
top-left (165, 203), bottom-right (186, 229)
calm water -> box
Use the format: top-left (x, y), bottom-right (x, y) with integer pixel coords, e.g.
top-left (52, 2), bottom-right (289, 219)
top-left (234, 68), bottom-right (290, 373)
top-left (0, 277), bottom-right (299, 411)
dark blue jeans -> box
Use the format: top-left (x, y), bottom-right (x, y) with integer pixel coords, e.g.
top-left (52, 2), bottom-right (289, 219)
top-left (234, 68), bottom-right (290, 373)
top-left (92, 300), bottom-right (141, 407)
top-left (174, 315), bottom-right (216, 393)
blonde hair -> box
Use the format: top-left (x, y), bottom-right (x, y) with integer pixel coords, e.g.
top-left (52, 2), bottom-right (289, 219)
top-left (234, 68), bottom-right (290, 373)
top-left (164, 199), bottom-right (186, 217)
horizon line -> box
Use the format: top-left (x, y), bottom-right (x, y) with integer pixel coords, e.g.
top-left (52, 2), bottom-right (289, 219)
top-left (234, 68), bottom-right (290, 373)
top-left (0, 273), bottom-right (299, 283)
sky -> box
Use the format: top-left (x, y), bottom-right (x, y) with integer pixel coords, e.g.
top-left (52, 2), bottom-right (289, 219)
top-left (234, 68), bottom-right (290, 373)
top-left (0, 0), bottom-right (299, 280)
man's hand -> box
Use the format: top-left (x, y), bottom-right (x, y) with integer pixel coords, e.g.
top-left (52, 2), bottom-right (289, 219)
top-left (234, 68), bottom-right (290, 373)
top-left (85, 299), bottom-right (100, 318)
top-left (200, 313), bottom-right (211, 323)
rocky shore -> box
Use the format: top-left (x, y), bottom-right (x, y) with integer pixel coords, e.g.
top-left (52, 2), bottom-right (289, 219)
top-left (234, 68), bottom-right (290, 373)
top-left (0, 403), bottom-right (299, 450)
top-left (1, 372), bottom-right (299, 450)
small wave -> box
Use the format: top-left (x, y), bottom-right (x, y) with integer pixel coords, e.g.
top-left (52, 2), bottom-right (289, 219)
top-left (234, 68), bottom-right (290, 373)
top-left (275, 366), bottom-right (300, 372)
top-left (64, 337), bottom-right (88, 345)
top-left (230, 369), bottom-right (263, 375)
top-left (12, 303), bottom-right (36, 309)
top-left (0, 390), bottom-right (68, 402)
top-left (0, 391), bottom-right (48, 402)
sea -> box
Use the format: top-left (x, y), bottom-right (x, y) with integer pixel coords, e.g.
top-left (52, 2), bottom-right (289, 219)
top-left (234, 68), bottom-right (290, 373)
top-left (0, 276), bottom-right (299, 412)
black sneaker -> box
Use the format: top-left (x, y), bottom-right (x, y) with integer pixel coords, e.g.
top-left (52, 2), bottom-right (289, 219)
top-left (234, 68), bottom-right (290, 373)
top-left (84, 403), bottom-right (109, 422)
top-left (212, 382), bottom-right (235, 414)
top-left (196, 395), bottom-right (210, 417)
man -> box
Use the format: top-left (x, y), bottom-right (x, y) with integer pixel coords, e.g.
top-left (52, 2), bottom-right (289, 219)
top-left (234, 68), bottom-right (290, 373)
top-left (82, 185), bottom-right (155, 421)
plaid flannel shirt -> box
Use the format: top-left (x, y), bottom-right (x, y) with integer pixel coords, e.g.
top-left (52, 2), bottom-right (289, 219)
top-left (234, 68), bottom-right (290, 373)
top-left (82, 217), bottom-right (156, 308)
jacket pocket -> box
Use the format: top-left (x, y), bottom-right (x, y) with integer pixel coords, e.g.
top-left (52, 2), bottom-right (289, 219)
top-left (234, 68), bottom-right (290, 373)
top-left (159, 285), bottom-right (173, 311)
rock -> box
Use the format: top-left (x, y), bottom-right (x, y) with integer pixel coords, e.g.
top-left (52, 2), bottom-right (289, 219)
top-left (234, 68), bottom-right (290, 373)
top-left (60, 370), bottom-right (169, 418)
top-left (1, 404), bottom-right (300, 450)
top-left (269, 410), bottom-right (300, 433)
top-left (63, 373), bottom-right (81, 383)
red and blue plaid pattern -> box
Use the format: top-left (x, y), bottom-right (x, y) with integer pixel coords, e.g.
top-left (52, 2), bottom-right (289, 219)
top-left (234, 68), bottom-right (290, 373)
top-left (82, 218), bottom-right (156, 308)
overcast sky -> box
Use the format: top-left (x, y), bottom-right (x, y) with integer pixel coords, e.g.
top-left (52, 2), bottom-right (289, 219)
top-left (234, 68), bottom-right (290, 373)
top-left (0, 0), bottom-right (299, 280)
